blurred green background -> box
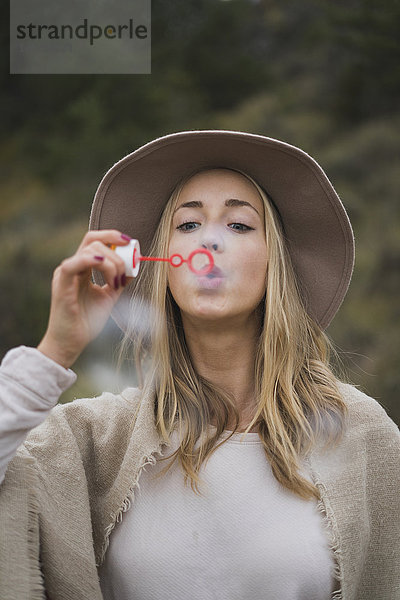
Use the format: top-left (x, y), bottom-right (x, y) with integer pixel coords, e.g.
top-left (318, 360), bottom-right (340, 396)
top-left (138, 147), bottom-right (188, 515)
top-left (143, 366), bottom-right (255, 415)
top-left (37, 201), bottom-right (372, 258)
top-left (1, 0), bottom-right (399, 425)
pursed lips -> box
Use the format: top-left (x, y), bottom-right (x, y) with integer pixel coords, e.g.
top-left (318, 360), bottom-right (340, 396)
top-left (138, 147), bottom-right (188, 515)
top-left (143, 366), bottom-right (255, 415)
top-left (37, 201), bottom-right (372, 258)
top-left (206, 265), bottom-right (224, 278)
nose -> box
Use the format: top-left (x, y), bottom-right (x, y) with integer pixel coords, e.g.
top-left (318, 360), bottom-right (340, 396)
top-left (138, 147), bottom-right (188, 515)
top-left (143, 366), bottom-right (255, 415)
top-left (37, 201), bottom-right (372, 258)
top-left (200, 227), bottom-right (224, 253)
top-left (201, 242), bottom-right (219, 251)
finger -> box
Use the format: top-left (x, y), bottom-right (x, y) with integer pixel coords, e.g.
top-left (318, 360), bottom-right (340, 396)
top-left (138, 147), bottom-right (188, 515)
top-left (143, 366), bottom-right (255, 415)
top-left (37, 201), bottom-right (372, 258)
top-left (77, 229), bottom-right (132, 253)
top-left (86, 240), bottom-right (127, 275)
top-left (58, 252), bottom-right (121, 291)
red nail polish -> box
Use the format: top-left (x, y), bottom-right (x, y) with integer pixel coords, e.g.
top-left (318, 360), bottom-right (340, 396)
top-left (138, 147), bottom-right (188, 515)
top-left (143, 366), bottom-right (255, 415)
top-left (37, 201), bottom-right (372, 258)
top-left (94, 255), bottom-right (104, 261)
top-left (114, 275), bottom-right (119, 290)
top-left (121, 273), bottom-right (127, 286)
top-left (121, 233), bottom-right (131, 241)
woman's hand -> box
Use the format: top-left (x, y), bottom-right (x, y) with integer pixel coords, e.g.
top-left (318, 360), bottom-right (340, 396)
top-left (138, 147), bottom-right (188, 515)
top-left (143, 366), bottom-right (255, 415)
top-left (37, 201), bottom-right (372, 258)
top-left (37, 230), bottom-right (133, 369)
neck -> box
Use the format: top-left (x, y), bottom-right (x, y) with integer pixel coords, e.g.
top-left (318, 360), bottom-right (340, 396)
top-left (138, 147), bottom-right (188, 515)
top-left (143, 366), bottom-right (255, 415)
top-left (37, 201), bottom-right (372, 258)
top-left (181, 311), bottom-right (262, 431)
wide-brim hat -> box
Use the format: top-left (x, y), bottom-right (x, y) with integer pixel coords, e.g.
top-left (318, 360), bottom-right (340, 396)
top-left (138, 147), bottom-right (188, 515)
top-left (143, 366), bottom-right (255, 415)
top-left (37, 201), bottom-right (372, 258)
top-left (89, 130), bottom-right (355, 332)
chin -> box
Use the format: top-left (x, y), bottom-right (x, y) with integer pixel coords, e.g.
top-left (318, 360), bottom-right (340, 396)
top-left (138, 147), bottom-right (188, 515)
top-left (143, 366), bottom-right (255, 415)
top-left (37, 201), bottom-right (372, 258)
top-left (184, 299), bottom-right (230, 319)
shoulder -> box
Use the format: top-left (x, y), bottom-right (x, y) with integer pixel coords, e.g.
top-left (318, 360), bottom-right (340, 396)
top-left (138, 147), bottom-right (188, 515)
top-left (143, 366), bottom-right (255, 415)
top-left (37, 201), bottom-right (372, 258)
top-left (24, 386), bottom-right (144, 453)
top-left (335, 379), bottom-right (400, 450)
top-left (335, 380), bottom-right (397, 423)
top-left (310, 381), bottom-right (399, 496)
top-left (57, 386), bottom-right (142, 423)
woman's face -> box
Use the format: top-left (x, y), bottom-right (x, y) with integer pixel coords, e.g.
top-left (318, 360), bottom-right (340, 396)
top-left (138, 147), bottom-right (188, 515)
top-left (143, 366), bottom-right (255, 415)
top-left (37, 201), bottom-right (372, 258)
top-left (168, 169), bottom-right (268, 325)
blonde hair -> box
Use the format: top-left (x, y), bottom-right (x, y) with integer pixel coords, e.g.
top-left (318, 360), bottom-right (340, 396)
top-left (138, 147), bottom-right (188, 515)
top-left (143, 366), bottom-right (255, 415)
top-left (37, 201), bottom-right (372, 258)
top-left (116, 167), bottom-right (349, 501)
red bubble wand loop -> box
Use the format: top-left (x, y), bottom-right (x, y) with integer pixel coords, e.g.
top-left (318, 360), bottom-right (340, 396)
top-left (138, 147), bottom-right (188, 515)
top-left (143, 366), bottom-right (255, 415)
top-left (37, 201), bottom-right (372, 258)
top-left (137, 248), bottom-right (214, 276)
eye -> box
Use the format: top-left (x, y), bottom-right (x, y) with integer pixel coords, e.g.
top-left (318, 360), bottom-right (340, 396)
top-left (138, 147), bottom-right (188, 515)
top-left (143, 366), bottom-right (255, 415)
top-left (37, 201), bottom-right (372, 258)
top-left (176, 221), bottom-right (255, 233)
top-left (229, 223), bottom-right (255, 232)
top-left (176, 221), bottom-right (200, 232)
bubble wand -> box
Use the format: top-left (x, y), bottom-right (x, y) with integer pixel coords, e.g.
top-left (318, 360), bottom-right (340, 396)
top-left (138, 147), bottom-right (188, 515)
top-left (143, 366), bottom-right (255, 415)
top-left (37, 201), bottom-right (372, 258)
top-left (108, 239), bottom-right (214, 277)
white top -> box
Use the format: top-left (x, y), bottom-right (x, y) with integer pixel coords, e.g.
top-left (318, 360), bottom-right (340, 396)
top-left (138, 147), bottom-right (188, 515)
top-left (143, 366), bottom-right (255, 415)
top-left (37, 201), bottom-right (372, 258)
top-left (0, 346), bottom-right (336, 598)
top-left (99, 426), bottom-right (337, 599)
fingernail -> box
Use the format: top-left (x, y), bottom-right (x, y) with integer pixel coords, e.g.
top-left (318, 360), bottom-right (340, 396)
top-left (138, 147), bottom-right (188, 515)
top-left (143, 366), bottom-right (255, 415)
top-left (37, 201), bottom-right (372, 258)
top-left (121, 233), bottom-right (131, 241)
top-left (121, 273), bottom-right (127, 286)
top-left (94, 255), bottom-right (104, 261)
top-left (114, 275), bottom-right (119, 290)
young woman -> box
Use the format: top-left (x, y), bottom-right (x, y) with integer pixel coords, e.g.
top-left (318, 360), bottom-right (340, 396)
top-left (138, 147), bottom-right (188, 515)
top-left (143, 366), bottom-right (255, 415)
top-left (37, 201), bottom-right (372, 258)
top-left (0, 130), bottom-right (399, 600)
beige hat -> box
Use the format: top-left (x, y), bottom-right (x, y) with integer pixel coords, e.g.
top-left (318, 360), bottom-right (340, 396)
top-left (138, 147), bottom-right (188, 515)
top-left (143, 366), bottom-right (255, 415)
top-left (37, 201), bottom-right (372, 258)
top-left (89, 130), bottom-right (355, 331)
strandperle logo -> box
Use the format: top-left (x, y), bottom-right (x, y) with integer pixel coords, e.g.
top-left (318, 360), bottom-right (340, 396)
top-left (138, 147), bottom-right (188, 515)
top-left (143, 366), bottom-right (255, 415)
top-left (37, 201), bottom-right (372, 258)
top-left (10, 0), bottom-right (150, 74)
top-left (15, 18), bottom-right (148, 46)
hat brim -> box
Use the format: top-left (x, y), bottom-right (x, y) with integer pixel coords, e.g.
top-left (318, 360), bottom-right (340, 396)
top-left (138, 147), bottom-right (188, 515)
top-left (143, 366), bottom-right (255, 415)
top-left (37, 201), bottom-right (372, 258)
top-left (89, 130), bottom-right (355, 331)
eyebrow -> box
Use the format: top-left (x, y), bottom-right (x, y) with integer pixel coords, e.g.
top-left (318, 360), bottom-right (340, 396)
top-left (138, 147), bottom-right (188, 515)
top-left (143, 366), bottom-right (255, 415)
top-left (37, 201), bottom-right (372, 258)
top-left (174, 198), bottom-right (261, 217)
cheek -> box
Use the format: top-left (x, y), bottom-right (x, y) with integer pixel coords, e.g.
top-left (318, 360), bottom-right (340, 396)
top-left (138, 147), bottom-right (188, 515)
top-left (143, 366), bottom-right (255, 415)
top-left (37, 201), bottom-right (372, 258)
top-left (240, 243), bottom-right (267, 280)
top-left (168, 230), bottom-right (188, 254)
top-left (242, 264), bottom-right (267, 295)
top-left (167, 266), bottom-right (176, 290)
top-left (167, 266), bottom-right (185, 301)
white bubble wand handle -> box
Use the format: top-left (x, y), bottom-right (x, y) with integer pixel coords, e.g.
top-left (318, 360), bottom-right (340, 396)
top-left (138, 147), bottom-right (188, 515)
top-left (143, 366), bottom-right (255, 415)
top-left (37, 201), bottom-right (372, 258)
top-left (110, 239), bottom-right (214, 277)
top-left (109, 239), bottom-right (141, 277)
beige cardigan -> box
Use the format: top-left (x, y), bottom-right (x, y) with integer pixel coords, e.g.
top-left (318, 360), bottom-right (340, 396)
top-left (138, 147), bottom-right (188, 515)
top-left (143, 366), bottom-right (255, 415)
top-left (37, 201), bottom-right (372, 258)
top-left (0, 380), bottom-right (399, 600)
